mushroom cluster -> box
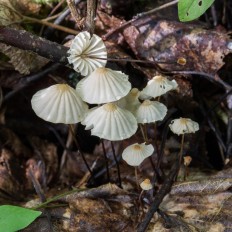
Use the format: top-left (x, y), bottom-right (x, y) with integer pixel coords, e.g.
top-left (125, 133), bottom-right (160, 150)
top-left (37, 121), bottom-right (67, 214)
top-left (30, 31), bottom-right (199, 186)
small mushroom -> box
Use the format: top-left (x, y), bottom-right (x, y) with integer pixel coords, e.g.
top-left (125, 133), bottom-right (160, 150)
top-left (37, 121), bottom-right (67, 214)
top-left (135, 100), bottom-right (167, 124)
top-left (140, 178), bottom-right (153, 191)
top-left (82, 103), bottom-right (137, 141)
top-left (169, 118), bottom-right (199, 135)
top-left (140, 75), bottom-right (178, 99)
top-left (76, 67), bottom-right (131, 104)
top-left (31, 84), bottom-right (88, 124)
top-left (67, 31), bottom-right (107, 76)
top-left (117, 88), bottom-right (140, 114)
top-left (122, 143), bottom-right (154, 166)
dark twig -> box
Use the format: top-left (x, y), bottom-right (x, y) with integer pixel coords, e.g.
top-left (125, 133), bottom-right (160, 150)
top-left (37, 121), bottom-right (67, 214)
top-left (103, 0), bottom-right (178, 40)
top-left (69, 124), bottom-right (94, 176)
top-left (137, 159), bottom-right (179, 232)
top-left (28, 169), bottom-right (53, 231)
top-left (85, 0), bottom-right (97, 35)
top-left (111, 141), bottom-right (122, 188)
top-left (0, 27), bottom-right (68, 64)
top-left (101, 139), bottom-right (110, 182)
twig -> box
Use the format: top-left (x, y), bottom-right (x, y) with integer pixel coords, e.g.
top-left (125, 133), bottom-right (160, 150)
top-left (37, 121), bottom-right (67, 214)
top-left (66, 0), bottom-right (83, 28)
top-left (44, 0), bottom-right (82, 38)
top-left (28, 168), bottom-right (53, 231)
top-left (69, 124), bottom-right (94, 176)
top-left (111, 141), bottom-right (122, 188)
top-left (23, 15), bottom-right (78, 35)
top-left (137, 159), bottom-right (179, 232)
top-left (0, 27), bottom-right (68, 64)
top-left (101, 139), bottom-right (110, 182)
top-left (103, 0), bottom-right (178, 39)
top-left (85, 0), bottom-right (97, 35)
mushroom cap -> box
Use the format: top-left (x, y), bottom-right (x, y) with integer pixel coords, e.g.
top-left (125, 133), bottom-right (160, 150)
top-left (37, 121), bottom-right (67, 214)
top-left (117, 88), bottom-right (140, 113)
top-left (141, 75), bottom-right (178, 99)
top-left (31, 84), bottom-right (88, 124)
top-left (67, 31), bottom-right (107, 76)
top-left (122, 143), bottom-right (154, 166)
top-left (169, 118), bottom-right (199, 135)
top-left (140, 179), bottom-right (153, 190)
top-left (135, 100), bottom-right (167, 124)
top-left (82, 103), bottom-right (138, 141)
top-left (76, 67), bottom-right (131, 104)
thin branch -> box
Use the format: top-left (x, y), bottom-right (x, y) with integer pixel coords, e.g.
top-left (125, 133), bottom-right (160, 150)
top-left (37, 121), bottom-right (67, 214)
top-left (85, 0), bottom-right (97, 35)
top-left (23, 16), bottom-right (78, 35)
top-left (0, 27), bottom-right (68, 64)
top-left (103, 0), bottom-right (178, 39)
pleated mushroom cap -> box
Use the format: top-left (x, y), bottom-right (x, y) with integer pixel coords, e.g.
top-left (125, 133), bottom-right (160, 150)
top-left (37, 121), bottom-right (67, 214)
top-left (140, 179), bottom-right (153, 190)
top-left (135, 100), bottom-right (167, 124)
top-left (31, 84), bottom-right (88, 124)
top-left (82, 103), bottom-right (137, 141)
top-left (117, 88), bottom-right (140, 113)
top-left (169, 118), bottom-right (199, 135)
top-left (122, 143), bottom-right (154, 166)
top-left (67, 31), bottom-right (107, 76)
top-left (76, 67), bottom-right (131, 104)
top-left (141, 75), bottom-right (178, 99)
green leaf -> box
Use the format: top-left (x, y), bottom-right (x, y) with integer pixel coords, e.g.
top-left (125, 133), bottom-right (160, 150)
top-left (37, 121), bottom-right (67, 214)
top-left (178, 0), bottom-right (215, 22)
top-left (0, 205), bottom-right (41, 232)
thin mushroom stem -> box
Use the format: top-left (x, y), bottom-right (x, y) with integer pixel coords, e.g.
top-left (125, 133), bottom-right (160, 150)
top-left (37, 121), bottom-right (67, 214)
top-left (101, 139), bottom-right (110, 182)
top-left (153, 122), bottom-right (160, 157)
top-left (139, 124), bottom-right (146, 142)
top-left (140, 125), bottom-right (156, 172)
top-left (111, 141), bottom-right (122, 188)
top-left (135, 167), bottom-right (139, 188)
top-left (179, 134), bottom-right (185, 167)
top-left (69, 124), bottom-right (93, 176)
top-left (144, 124), bottom-right (148, 142)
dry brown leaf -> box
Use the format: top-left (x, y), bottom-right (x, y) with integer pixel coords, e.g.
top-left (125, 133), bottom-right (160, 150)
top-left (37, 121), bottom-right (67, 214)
top-left (123, 19), bottom-right (231, 75)
top-left (0, 43), bottom-right (48, 75)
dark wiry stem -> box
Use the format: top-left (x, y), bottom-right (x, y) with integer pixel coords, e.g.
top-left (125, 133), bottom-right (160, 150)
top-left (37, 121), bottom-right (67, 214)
top-left (111, 141), bottom-right (122, 188)
top-left (101, 139), bottom-right (110, 182)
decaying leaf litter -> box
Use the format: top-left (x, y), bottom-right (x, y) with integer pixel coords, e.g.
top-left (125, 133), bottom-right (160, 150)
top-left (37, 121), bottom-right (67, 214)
top-left (0, 0), bottom-right (232, 231)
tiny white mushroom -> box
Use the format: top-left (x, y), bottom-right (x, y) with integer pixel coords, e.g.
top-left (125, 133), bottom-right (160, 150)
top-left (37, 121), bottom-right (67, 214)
top-left (67, 31), bottom-right (107, 76)
top-left (117, 88), bottom-right (140, 113)
top-left (135, 100), bottom-right (167, 124)
top-left (140, 179), bottom-right (153, 190)
top-left (141, 75), bottom-right (178, 99)
top-left (122, 143), bottom-right (154, 166)
top-left (82, 103), bottom-right (137, 141)
top-left (76, 67), bottom-right (131, 104)
top-left (169, 118), bottom-right (199, 135)
top-left (31, 84), bottom-right (88, 124)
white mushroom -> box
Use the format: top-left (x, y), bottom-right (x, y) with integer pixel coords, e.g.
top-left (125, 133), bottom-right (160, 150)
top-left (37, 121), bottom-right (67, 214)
top-left (76, 67), bottom-right (131, 104)
top-left (122, 143), bottom-right (154, 166)
top-left (67, 31), bottom-right (107, 76)
top-left (31, 84), bottom-right (88, 124)
top-left (82, 103), bottom-right (137, 141)
top-left (169, 118), bottom-right (199, 135)
top-left (135, 100), bottom-right (167, 124)
top-left (141, 75), bottom-right (178, 99)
